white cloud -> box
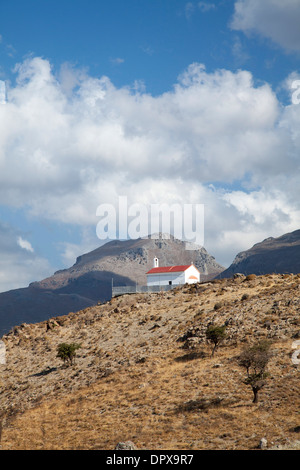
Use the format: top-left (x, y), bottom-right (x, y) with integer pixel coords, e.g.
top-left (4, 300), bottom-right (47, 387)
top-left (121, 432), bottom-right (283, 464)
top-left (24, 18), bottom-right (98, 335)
top-left (58, 226), bottom-right (102, 266)
top-left (231, 0), bottom-right (300, 52)
top-left (216, 187), bottom-right (300, 264)
top-left (17, 236), bottom-right (34, 253)
top-left (0, 56), bottom-right (299, 273)
top-left (0, 223), bottom-right (53, 292)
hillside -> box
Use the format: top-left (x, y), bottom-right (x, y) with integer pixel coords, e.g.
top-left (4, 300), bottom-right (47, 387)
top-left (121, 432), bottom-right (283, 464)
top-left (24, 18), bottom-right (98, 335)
top-left (219, 229), bottom-right (300, 278)
top-left (0, 234), bottom-right (224, 337)
top-left (0, 273), bottom-right (299, 450)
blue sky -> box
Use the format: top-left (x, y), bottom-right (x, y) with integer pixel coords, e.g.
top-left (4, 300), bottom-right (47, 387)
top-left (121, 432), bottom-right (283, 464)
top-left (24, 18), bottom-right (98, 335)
top-left (0, 0), bottom-right (300, 292)
top-left (1, 0), bottom-right (299, 96)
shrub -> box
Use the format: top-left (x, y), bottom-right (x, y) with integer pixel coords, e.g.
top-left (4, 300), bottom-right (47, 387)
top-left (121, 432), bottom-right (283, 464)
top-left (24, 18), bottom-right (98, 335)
top-left (238, 340), bottom-right (271, 403)
top-left (57, 342), bottom-right (81, 366)
top-left (205, 324), bottom-right (227, 357)
top-left (214, 302), bottom-right (223, 310)
top-left (241, 293), bottom-right (249, 301)
top-left (177, 397), bottom-right (223, 413)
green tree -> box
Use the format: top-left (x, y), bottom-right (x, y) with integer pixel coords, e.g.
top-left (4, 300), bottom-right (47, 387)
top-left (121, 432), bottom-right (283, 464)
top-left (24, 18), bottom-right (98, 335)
top-left (243, 372), bottom-right (269, 404)
top-left (238, 340), bottom-right (271, 403)
top-left (57, 342), bottom-right (81, 366)
top-left (205, 324), bottom-right (227, 357)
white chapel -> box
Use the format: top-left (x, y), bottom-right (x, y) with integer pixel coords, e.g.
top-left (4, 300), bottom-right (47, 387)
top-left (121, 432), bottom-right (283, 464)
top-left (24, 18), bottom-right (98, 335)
top-left (146, 257), bottom-right (200, 287)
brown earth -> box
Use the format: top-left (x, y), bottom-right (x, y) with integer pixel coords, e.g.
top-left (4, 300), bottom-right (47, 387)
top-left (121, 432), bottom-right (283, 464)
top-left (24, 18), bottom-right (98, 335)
top-left (0, 273), bottom-right (299, 450)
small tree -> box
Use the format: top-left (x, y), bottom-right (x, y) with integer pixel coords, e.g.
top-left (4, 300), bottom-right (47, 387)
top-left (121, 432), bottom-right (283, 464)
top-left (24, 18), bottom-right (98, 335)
top-left (57, 342), bottom-right (81, 366)
top-left (238, 340), bottom-right (271, 403)
top-left (243, 372), bottom-right (269, 404)
top-left (205, 324), bottom-right (227, 357)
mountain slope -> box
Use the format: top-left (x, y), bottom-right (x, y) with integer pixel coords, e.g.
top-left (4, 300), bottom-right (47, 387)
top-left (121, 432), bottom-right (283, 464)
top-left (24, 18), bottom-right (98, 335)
top-left (0, 234), bottom-right (224, 336)
top-left (219, 230), bottom-right (300, 278)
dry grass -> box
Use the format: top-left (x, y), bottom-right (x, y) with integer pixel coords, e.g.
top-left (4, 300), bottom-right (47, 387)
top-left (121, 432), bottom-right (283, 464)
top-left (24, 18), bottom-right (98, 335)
top-left (0, 274), bottom-right (299, 450)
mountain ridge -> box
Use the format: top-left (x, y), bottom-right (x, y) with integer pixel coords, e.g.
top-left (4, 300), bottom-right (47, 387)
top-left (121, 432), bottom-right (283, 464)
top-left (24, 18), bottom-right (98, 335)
top-left (0, 234), bottom-right (224, 337)
top-left (218, 229), bottom-right (300, 278)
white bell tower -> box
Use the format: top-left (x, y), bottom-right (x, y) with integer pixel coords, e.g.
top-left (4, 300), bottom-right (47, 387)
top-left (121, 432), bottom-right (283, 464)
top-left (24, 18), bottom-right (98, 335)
top-left (153, 256), bottom-right (159, 268)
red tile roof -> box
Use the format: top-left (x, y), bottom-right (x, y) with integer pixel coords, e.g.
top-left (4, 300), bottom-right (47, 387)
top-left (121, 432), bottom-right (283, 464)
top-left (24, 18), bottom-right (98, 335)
top-left (146, 264), bottom-right (193, 275)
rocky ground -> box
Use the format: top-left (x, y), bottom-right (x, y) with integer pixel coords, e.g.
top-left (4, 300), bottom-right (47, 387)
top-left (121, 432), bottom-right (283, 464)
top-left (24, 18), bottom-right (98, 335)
top-left (0, 273), bottom-right (299, 450)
